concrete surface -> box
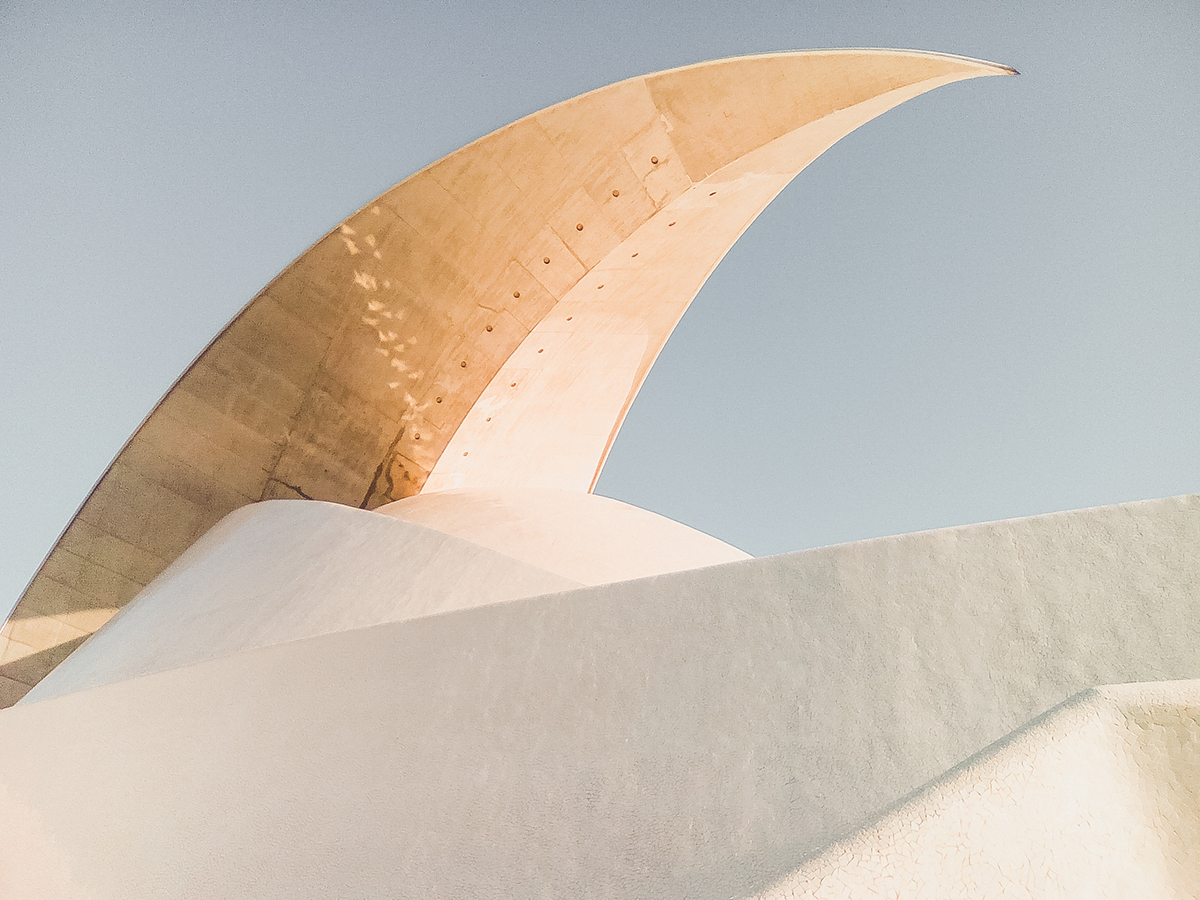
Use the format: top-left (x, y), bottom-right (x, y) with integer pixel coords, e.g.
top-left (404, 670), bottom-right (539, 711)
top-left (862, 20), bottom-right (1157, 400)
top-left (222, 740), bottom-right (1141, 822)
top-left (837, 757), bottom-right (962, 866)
top-left (22, 489), bottom-right (747, 702)
top-left (0, 50), bottom-right (1013, 703)
top-left (0, 493), bottom-right (1195, 898)
top-left (18, 500), bottom-right (580, 704)
top-left (760, 680), bottom-right (1200, 899)
top-left (378, 487), bottom-right (750, 584)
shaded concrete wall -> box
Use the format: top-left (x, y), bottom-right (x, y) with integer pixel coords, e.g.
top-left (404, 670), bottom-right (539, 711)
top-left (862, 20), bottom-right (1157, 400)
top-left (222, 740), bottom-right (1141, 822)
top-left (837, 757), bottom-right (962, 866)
top-left (0, 494), bottom-right (1196, 898)
top-left (760, 681), bottom-right (1200, 899)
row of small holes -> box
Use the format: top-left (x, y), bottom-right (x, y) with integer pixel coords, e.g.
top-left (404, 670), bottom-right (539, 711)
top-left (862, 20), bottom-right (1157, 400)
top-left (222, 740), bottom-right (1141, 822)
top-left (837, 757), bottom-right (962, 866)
top-left (512, 169), bottom-right (656, 281)
top-left (418, 166), bottom-right (683, 457)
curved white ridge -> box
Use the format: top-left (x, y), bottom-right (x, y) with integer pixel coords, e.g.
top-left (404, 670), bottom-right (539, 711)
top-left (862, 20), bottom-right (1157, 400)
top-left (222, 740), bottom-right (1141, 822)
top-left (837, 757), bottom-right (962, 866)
top-left (760, 680), bottom-right (1200, 899)
top-left (25, 491), bottom-right (750, 702)
top-left (23, 501), bottom-right (582, 703)
top-left (378, 488), bottom-right (751, 585)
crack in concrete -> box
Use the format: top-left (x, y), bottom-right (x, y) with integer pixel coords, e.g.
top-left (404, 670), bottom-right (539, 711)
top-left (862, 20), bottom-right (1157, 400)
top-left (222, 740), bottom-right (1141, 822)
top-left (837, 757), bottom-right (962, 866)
top-left (273, 480), bottom-right (317, 502)
top-left (361, 427), bottom-right (406, 509)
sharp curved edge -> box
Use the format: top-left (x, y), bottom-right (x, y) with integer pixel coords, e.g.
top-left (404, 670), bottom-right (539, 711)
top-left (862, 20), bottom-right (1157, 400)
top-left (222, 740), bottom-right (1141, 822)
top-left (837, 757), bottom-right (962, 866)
top-left (756, 680), bottom-right (1200, 898)
top-left (22, 492), bottom-right (749, 703)
top-left (0, 50), bottom-right (1014, 705)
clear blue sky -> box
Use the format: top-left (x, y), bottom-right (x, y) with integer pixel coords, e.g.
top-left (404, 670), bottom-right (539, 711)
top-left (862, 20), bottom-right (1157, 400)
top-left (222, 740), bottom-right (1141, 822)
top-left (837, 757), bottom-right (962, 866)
top-left (2, 1), bottom-right (1197, 617)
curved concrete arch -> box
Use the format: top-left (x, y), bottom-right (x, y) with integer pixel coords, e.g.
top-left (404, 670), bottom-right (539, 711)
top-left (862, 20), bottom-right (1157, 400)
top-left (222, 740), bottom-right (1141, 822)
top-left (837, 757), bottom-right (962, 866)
top-left (0, 50), bottom-right (1014, 704)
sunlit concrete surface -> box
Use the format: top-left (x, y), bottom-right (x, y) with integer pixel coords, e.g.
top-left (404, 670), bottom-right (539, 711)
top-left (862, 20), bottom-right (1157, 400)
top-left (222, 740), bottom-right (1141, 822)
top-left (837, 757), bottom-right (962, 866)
top-left (20, 500), bottom-right (580, 703)
top-left (23, 491), bottom-right (744, 702)
top-left (0, 49), bottom-right (1013, 703)
top-left (378, 487), bottom-right (750, 584)
top-left (0, 494), bottom-right (1196, 898)
top-left (758, 681), bottom-right (1200, 899)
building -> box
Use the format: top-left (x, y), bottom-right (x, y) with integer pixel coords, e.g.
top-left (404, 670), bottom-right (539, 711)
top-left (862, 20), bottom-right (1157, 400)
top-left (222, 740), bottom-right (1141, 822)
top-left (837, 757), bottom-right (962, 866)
top-left (1, 50), bottom-right (1197, 898)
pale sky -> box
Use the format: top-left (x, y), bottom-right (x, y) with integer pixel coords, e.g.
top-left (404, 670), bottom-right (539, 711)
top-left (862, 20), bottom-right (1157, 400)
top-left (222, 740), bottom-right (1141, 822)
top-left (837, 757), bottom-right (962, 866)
top-left (2, 1), bottom-right (1197, 618)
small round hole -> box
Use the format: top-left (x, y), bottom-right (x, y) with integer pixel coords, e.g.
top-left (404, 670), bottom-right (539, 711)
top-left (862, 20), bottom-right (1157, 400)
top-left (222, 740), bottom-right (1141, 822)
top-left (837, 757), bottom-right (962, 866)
top-left (414, 433), bottom-right (421, 440)
top-left (485, 324), bottom-right (493, 332)
top-left (460, 360), bottom-right (467, 367)
top-left (650, 156), bottom-right (659, 164)
top-left (576, 223), bottom-right (584, 231)
top-left (513, 290), bottom-right (521, 298)
top-left (543, 257), bottom-right (550, 264)
top-left (435, 397), bottom-right (443, 403)
top-left (612, 189), bottom-right (620, 197)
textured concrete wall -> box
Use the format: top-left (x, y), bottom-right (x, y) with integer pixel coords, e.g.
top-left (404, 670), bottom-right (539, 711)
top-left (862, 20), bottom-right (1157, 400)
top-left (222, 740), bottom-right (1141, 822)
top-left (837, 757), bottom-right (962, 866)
top-left (760, 681), bottom-right (1200, 899)
top-left (0, 494), bottom-right (1196, 898)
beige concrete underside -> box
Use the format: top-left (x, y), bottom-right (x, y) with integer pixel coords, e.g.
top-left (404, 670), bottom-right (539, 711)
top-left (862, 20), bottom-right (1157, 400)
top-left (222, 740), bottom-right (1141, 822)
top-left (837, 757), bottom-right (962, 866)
top-left (0, 49), bottom-right (1012, 704)
top-left (0, 493), bottom-right (1196, 898)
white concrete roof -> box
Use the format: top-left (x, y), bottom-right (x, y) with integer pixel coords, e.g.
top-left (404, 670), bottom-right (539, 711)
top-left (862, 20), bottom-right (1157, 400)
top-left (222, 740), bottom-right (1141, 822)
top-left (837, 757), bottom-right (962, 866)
top-left (0, 493), bottom-right (1196, 897)
top-left (378, 487), bottom-right (750, 585)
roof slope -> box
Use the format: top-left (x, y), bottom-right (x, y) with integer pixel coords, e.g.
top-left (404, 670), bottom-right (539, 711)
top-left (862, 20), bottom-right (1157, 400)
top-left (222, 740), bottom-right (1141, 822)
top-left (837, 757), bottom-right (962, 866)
top-left (0, 494), bottom-right (1195, 897)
